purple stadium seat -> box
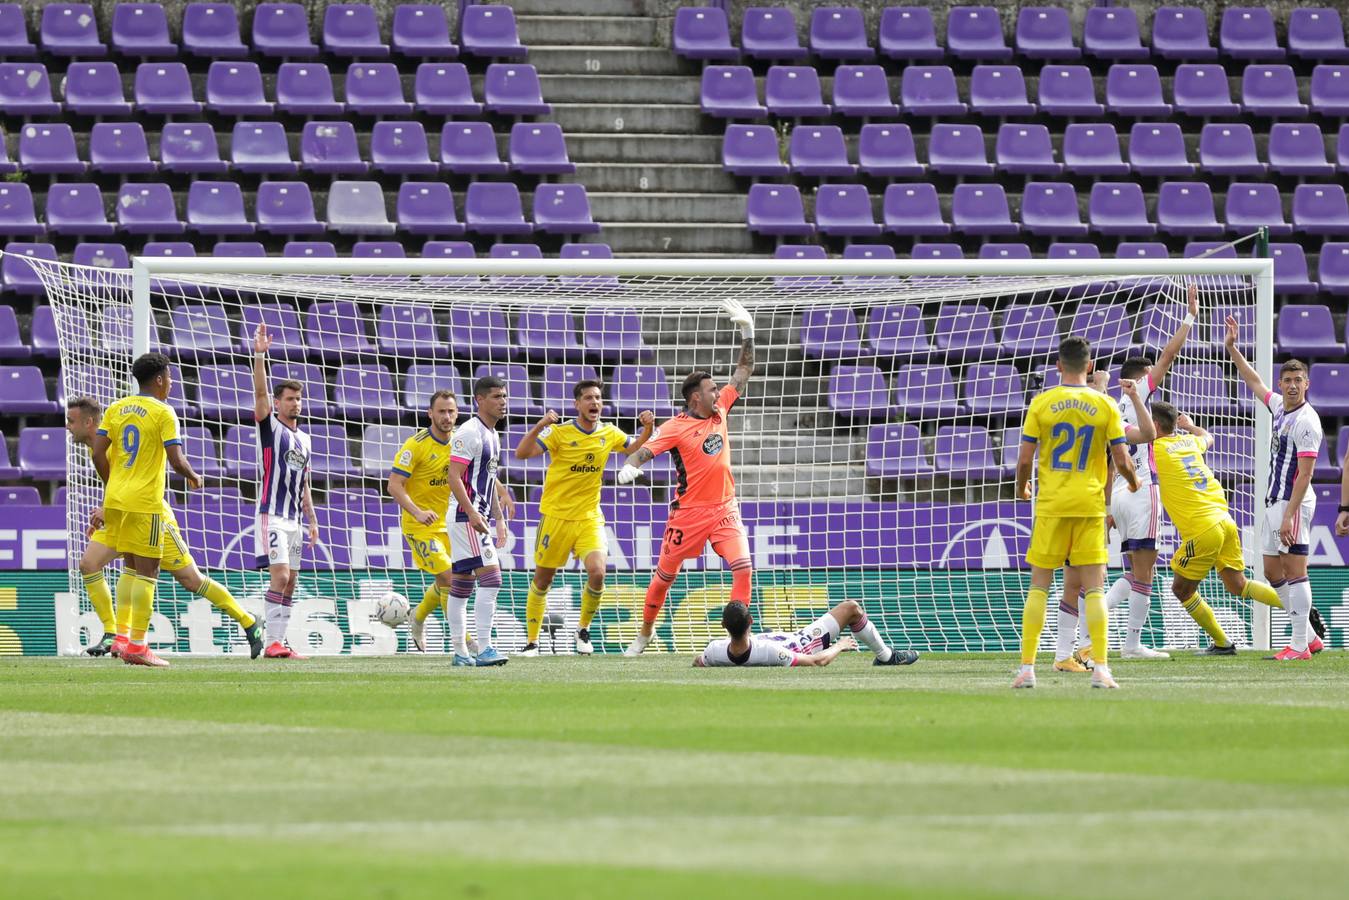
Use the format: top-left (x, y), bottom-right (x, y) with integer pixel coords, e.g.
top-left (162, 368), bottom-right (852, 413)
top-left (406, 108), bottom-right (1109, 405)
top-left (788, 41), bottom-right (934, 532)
top-left (327, 181), bottom-right (393, 235)
top-left (307, 300), bottom-right (376, 361)
top-left (64, 62), bottom-right (132, 115)
top-left (515, 308), bottom-right (582, 362)
top-left (1318, 243), bottom-right (1349, 294)
top-left (789, 125), bottom-right (854, 176)
top-left (27, 305), bottom-right (60, 359)
top-left (510, 123), bottom-right (574, 174)
top-left (440, 122), bottom-right (507, 175)
top-left (893, 365), bottom-right (961, 417)
top-left (206, 62), bottom-right (271, 115)
top-left (221, 424), bottom-right (258, 479)
top-left (1070, 303), bottom-right (1133, 358)
top-left (1339, 124), bottom-right (1349, 170)
top-left (345, 62), bottom-right (412, 114)
top-left (901, 64), bottom-right (965, 116)
top-left (484, 63), bottom-right (549, 115)
top-left (255, 182), bottom-right (323, 235)
top-left (418, 241), bottom-right (478, 289)
top-left (969, 66), bottom-right (1035, 116)
top-left (186, 181), bottom-right (251, 234)
top-left (937, 425), bottom-right (1002, 479)
top-left (171, 303), bottom-right (234, 360)
top-left (533, 184), bottom-right (599, 235)
top-left (0, 484), bottom-right (39, 504)
top-left (882, 183), bottom-right (948, 236)
top-left (375, 305), bottom-right (447, 360)
top-left (947, 6), bottom-right (1012, 60)
top-left (1243, 64), bottom-right (1308, 116)
top-left (810, 7), bottom-right (873, 60)
top-left (1224, 183), bottom-right (1291, 237)
top-left (414, 62), bottom-right (481, 114)
top-left (306, 424), bottom-right (361, 479)
top-left (1172, 64), bottom-right (1238, 115)
top-left (1169, 364), bottom-right (1236, 417)
top-left (116, 183), bottom-right (182, 234)
top-left (41, 4), bottom-right (105, 56)
top-left (723, 125), bottom-right (788, 176)
top-left (952, 184), bottom-right (1016, 236)
top-left (865, 423), bottom-right (932, 480)
top-left (1, 243), bottom-right (56, 293)
top-left (488, 244), bottom-right (547, 288)
top-left (832, 65), bottom-right (899, 116)
top-left (857, 124), bottom-right (922, 177)
top-left (19, 428), bottom-right (66, 479)
top-left (1279, 305), bottom-right (1344, 357)
top-left (0, 306), bottom-right (26, 359)
top-left (1293, 184), bottom-right (1349, 235)
top-left (799, 307), bottom-right (862, 360)
top-left (392, 5), bottom-right (457, 58)
top-left (239, 302), bottom-right (306, 359)
top-left (1156, 182), bottom-right (1222, 237)
top-left (911, 243), bottom-right (962, 260)
top-left (1152, 6), bottom-right (1216, 60)
top-left (282, 240), bottom-right (335, 259)
top-left (112, 3), bottom-right (175, 57)
top-left (402, 363), bottom-right (466, 411)
top-left (934, 303), bottom-right (997, 362)
top-left (747, 184), bottom-right (813, 236)
top-left (1088, 182), bottom-right (1154, 236)
top-left (609, 365), bottom-right (678, 420)
top-left (396, 182), bottom-right (464, 235)
top-left (828, 365), bottom-right (891, 420)
top-left (999, 305), bottom-right (1059, 356)
top-left (1289, 9), bottom-right (1349, 61)
top-left (0, 366), bottom-right (55, 413)
top-left (1311, 65), bottom-right (1349, 115)
top-left (460, 5), bottom-right (526, 58)
top-left (0, 63), bottom-right (59, 114)
top-left (370, 121), bottom-right (436, 175)
top-left (1038, 65), bottom-right (1102, 115)
top-left (0, 185), bottom-right (43, 237)
top-left (323, 4), bottom-right (388, 57)
top-left (0, 4), bottom-right (36, 57)
top-left (277, 63), bottom-right (342, 115)
top-left (46, 184), bottom-right (112, 236)
top-left (253, 3), bottom-right (318, 58)
top-left (174, 425), bottom-right (224, 480)
top-left (471, 365), bottom-right (543, 419)
top-left (1106, 64), bottom-right (1170, 116)
top-left (813, 184), bottom-right (878, 237)
top-left (1198, 426), bottom-right (1253, 477)
top-left (765, 65), bottom-right (830, 117)
top-left (995, 124), bottom-right (1059, 175)
top-left (90, 123), bottom-right (154, 174)
top-left (878, 7), bottom-right (940, 60)
top-left (1020, 182), bottom-right (1087, 237)
top-left (1311, 364), bottom-right (1349, 415)
top-left (1270, 243), bottom-right (1319, 295)
top-left (1062, 124), bottom-right (1128, 176)
top-left (864, 303), bottom-right (931, 358)
top-left (300, 121), bottom-right (365, 175)
top-left (231, 122), bottom-right (296, 174)
top-left (673, 7), bottom-right (736, 60)
top-left (776, 244), bottom-right (830, 289)
top-left (701, 65), bottom-right (764, 118)
top-left (928, 124), bottom-right (992, 176)
top-left (19, 124), bottom-right (83, 175)
top-left (1129, 122), bottom-right (1194, 176)
top-left (1267, 124), bottom-right (1333, 176)
top-left (134, 62), bottom-right (200, 114)
top-left (1016, 7), bottom-right (1078, 59)
top-left (449, 308), bottom-right (513, 362)
top-left (465, 182), bottom-right (531, 235)
top-left (1083, 7), bottom-right (1147, 60)
top-left (1313, 436), bottom-right (1341, 482)
top-left (1199, 124), bottom-right (1264, 176)
top-left (182, 3), bottom-right (246, 57)
top-left (1220, 8), bottom-right (1282, 60)
top-left (741, 7), bottom-right (806, 60)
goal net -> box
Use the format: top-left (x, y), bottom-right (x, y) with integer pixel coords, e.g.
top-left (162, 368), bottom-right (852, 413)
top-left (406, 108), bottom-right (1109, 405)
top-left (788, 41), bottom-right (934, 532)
top-left (25, 253), bottom-right (1271, 656)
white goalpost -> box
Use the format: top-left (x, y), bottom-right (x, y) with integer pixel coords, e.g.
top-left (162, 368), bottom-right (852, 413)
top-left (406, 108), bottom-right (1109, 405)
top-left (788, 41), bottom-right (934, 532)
top-left (24, 253), bottom-right (1274, 656)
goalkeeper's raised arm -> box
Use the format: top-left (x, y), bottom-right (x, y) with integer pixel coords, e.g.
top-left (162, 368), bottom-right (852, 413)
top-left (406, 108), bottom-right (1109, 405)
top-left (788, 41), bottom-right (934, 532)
top-left (723, 297), bottom-right (757, 397)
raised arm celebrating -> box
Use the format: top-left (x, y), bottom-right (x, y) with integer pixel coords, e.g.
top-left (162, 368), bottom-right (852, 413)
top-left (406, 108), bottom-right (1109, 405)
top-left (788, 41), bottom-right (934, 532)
top-left (251, 323), bottom-right (272, 423)
top-left (722, 298), bottom-right (756, 396)
top-left (1222, 315), bottom-right (1271, 403)
top-left (1151, 281), bottom-right (1199, 386)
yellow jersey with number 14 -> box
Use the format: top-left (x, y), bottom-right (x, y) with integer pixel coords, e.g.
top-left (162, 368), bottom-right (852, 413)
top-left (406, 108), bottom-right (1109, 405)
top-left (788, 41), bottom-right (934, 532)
top-left (1153, 433), bottom-right (1229, 539)
top-left (1022, 385), bottom-right (1127, 518)
top-left (97, 393), bottom-right (181, 513)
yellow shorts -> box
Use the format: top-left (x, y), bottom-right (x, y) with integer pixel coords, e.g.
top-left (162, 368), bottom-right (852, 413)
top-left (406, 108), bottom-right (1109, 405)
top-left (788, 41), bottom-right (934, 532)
top-left (1026, 515), bottom-right (1107, 569)
top-left (98, 509), bottom-right (174, 561)
top-left (534, 515), bottom-right (607, 569)
top-left (405, 530), bottom-right (452, 576)
top-left (92, 513), bottom-right (194, 571)
top-left (1172, 517), bottom-right (1244, 582)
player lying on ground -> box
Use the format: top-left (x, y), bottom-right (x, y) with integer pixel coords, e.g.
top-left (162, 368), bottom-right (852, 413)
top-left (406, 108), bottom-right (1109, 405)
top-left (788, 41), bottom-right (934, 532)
top-left (1015, 335), bottom-right (1137, 690)
top-left (90, 353), bottom-right (204, 668)
top-left (67, 398), bottom-right (263, 659)
top-left (693, 600), bottom-right (918, 668)
top-left (514, 379), bottom-right (655, 656)
top-left (618, 299), bottom-right (756, 657)
top-left (1147, 402), bottom-right (1300, 657)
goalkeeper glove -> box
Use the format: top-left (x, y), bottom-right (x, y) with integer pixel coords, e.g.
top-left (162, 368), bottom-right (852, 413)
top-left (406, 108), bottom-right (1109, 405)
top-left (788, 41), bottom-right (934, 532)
top-left (721, 298), bottom-right (754, 340)
top-left (617, 464), bottom-right (642, 485)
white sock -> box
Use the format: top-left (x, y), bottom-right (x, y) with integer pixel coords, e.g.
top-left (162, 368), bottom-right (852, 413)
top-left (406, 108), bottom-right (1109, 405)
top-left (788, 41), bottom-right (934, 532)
top-left (448, 587), bottom-right (470, 657)
top-left (1287, 577), bottom-right (1312, 652)
top-left (1125, 580), bottom-right (1152, 650)
top-left (1105, 576), bottom-right (1130, 610)
top-left (1054, 600), bottom-right (1078, 662)
top-left (264, 591), bottom-right (288, 644)
top-left (851, 617), bottom-right (890, 661)
top-left (474, 585), bottom-right (499, 652)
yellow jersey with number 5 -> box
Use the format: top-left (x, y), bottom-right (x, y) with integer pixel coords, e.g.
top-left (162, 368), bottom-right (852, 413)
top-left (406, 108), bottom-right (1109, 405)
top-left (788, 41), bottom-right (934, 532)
top-left (1022, 385), bottom-right (1126, 518)
top-left (1153, 433), bottom-right (1229, 539)
top-left (97, 394), bottom-right (181, 513)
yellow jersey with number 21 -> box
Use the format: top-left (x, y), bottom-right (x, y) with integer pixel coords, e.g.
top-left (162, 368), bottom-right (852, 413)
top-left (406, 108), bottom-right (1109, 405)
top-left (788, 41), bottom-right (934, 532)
top-left (1021, 384), bottom-right (1126, 518)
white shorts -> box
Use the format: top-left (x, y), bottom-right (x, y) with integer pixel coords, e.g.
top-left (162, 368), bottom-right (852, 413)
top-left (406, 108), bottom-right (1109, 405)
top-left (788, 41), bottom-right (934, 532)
top-left (1260, 498), bottom-right (1315, 557)
top-left (1110, 482), bottom-right (1161, 552)
top-left (448, 519), bottom-right (499, 574)
top-left (256, 515), bottom-right (304, 569)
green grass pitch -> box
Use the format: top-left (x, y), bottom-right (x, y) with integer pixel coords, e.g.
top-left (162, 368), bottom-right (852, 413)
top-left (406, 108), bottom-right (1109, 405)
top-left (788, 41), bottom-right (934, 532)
top-left (3, 652), bottom-right (1348, 899)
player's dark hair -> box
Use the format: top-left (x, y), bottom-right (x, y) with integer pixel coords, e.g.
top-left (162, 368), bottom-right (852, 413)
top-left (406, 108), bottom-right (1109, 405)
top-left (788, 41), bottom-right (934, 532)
top-left (66, 396), bottom-right (100, 419)
top-left (131, 352), bottom-right (171, 387)
top-left (428, 389), bottom-right (458, 408)
top-left (473, 375), bottom-right (506, 398)
top-left (1119, 356), bottom-right (1151, 382)
top-left (681, 370), bottom-right (712, 405)
top-left (273, 379), bottom-right (303, 399)
top-left (720, 601), bottom-right (752, 639)
top-left (1280, 359), bottom-right (1309, 378)
top-left (1150, 401), bottom-right (1179, 435)
top-left (573, 378), bottom-right (604, 400)
top-left (1057, 336), bottom-right (1092, 374)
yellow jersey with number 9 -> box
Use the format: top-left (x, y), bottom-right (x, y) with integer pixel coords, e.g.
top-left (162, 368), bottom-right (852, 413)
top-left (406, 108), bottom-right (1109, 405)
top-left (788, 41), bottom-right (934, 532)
top-left (97, 394), bottom-right (181, 513)
top-left (1022, 385), bottom-right (1126, 518)
top-left (1153, 433), bottom-right (1229, 538)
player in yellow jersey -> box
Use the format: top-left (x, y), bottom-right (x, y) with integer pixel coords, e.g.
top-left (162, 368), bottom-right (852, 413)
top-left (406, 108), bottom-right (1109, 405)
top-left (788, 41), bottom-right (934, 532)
top-left (514, 379), bottom-right (655, 655)
top-left (1014, 336), bottom-right (1138, 689)
top-left (1148, 401), bottom-right (1285, 656)
top-left (66, 397), bottom-right (264, 659)
top-left (90, 353), bottom-right (204, 668)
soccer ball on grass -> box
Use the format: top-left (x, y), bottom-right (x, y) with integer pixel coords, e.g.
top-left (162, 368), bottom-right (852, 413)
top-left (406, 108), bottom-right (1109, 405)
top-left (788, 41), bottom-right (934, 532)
top-left (375, 592), bottom-right (411, 628)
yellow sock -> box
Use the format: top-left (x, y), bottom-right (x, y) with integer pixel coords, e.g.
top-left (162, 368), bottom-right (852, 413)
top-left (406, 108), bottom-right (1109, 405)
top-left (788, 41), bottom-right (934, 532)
top-left (128, 575), bottom-right (157, 644)
top-left (195, 577), bottom-right (253, 628)
top-left (525, 583), bottom-right (548, 643)
top-left (1242, 580), bottom-right (1282, 609)
top-left (83, 571), bottom-right (115, 632)
top-left (1020, 586), bottom-right (1049, 666)
top-left (114, 572), bottom-right (135, 637)
top-left (579, 586), bottom-right (603, 629)
top-left (1183, 595), bottom-right (1231, 647)
top-left (414, 584), bottom-right (444, 623)
top-left (1084, 588), bottom-right (1108, 666)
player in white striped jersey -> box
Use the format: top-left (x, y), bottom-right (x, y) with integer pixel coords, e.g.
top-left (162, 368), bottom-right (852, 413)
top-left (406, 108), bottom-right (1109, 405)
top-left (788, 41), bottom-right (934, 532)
top-left (251, 324), bottom-right (319, 659)
top-left (694, 600), bottom-right (918, 668)
top-left (1224, 318), bottom-right (1327, 659)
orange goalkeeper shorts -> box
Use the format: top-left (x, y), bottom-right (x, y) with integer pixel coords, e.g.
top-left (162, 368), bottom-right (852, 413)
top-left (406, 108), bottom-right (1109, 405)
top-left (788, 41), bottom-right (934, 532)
top-left (656, 499), bottom-right (750, 570)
